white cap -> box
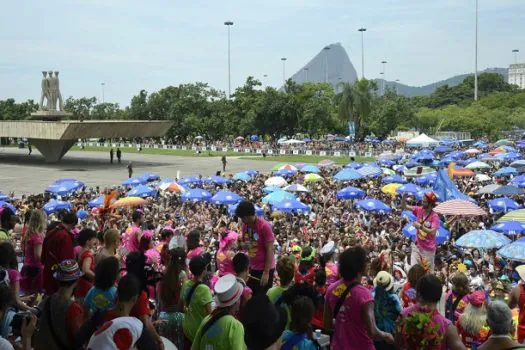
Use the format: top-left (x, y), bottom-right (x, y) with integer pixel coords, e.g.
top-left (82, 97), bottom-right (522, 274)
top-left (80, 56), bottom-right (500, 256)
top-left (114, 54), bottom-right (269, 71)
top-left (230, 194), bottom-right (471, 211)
top-left (87, 317), bottom-right (143, 350)
top-left (320, 241), bottom-right (335, 255)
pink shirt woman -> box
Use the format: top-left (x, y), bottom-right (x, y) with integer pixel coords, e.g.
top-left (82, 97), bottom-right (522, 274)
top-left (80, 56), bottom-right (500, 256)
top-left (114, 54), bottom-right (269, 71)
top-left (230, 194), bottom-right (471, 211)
top-left (216, 230), bottom-right (238, 277)
top-left (123, 224), bottom-right (141, 254)
top-left (21, 231), bottom-right (44, 294)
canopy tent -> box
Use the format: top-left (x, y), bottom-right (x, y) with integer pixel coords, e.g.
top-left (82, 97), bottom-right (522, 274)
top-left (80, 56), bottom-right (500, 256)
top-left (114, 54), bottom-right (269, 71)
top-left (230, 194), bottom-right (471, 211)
top-left (406, 134), bottom-right (439, 147)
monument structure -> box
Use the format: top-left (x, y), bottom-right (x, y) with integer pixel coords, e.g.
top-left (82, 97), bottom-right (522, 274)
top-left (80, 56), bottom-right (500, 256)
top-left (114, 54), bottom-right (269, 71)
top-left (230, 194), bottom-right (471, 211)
top-left (0, 72), bottom-right (172, 162)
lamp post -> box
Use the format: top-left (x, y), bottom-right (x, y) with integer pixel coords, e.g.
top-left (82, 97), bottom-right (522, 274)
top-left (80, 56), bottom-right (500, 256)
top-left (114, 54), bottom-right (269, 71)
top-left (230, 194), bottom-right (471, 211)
top-left (224, 21), bottom-right (234, 98)
top-left (474, 0), bottom-right (478, 101)
top-left (358, 28), bottom-right (367, 79)
top-left (381, 60), bottom-right (387, 95)
top-left (304, 68), bottom-right (309, 82)
top-left (380, 72), bottom-right (384, 95)
top-left (101, 83), bottom-right (105, 103)
top-left (281, 57), bottom-right (287, 85)
top-left (513, 49), bottom-right (520, 64)
top-left (324, 46), bottom-right (331, 83)
top-left (395, 79), bottom-right (400, 93)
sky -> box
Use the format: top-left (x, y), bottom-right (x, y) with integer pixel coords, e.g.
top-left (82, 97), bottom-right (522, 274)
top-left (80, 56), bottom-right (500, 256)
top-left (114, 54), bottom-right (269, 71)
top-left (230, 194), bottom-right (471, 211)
top-left (1, 0), bottom-right (524, 107)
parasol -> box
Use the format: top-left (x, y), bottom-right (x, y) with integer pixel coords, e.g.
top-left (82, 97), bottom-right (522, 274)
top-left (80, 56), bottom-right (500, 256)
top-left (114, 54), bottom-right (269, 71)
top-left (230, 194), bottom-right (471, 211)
top-left (382, 183), bottom-right (402, 196)
top-left (272, 199), bottom-right (311, 213)
top-left (304, 173), bottom-right (324, 183)
top-left (301, 165), bottom-right (320, 173)
top-left (334, 169), bottom-right (362, 181)
top-left (284, 184), bottom-right (310, 193)
top-left (488, 198), bottom-right (521, 213)
top-left (318, 159), bottom-right (335, 167)
top-left (110, 197), bottom-right (148, 208)
top-left (336, 186), bottom-right (365, 200)
top-left (476, 184), bottom-right (501, 195)
top-left (181, 188), bottom-right (212, 202)
top-left (211, 190), bottom-right (241, 205)
top-left (497, 241), bottom-right (525, 262)
top-left (434, 199), bottom-right (487, 216)
top-left (455, 230), bottom-right (510, 249)
top-left (498, 209), bottom-right (525, 225)
top-left (491, 221), bottom-right (525, 235)
top-left (265, 176), bottom-right (287, 187)
top-left (355, 199), bottom-right (392, 213)
top-left (465, 161), bottom-right (491, 170)
top-left (357, 166), bottom-right (382, 178)
top-left (279, 164), bottom-right (298, 171)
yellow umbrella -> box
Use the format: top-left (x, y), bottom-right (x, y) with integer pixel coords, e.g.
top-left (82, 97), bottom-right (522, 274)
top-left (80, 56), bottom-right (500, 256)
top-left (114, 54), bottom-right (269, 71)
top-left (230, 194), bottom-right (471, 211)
top-left (382, 183), bottom-right (402, 196)
top-left (498, 209), bottom-right (525, 224)
top-left (110, 197), bottom-right (148, 208)
top-left (304, 173), bottom-right (323, 183)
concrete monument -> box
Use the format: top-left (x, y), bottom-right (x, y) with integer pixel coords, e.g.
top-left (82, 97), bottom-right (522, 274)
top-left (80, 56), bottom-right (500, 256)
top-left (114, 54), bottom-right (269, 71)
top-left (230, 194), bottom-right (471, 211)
top-left (33, 70), bottom-right (69, 120)
top-left (39, 71), bottom-right (49, 109)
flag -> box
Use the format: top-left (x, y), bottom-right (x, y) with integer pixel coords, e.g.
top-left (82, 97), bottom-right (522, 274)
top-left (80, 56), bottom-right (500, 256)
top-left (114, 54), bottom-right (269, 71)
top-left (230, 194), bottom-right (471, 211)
top-left (433, 169), bottom-right (473, 202)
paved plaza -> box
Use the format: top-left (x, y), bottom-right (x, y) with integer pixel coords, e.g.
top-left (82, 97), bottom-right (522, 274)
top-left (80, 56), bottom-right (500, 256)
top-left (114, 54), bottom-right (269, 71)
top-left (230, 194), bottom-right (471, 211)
top-left (0, 147), bottom-right (280, 195)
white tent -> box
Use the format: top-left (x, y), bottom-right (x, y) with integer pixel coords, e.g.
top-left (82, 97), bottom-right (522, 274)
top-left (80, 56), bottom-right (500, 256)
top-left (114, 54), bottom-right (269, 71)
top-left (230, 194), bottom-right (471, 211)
top-left (406, 133), bottom-right (439, 147)
top-left (281, 139), bottom-right (305, 145)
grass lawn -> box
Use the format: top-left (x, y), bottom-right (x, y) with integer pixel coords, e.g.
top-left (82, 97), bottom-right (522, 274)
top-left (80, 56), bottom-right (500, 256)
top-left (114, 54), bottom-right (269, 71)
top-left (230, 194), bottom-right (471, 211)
top-left (240, 155), bottom-right (374, 164)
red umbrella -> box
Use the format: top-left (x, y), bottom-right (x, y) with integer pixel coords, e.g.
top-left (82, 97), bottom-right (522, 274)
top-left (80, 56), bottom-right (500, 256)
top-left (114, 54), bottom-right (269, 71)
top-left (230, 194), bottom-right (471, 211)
top-left (434, 199), bottom-right (487, 216)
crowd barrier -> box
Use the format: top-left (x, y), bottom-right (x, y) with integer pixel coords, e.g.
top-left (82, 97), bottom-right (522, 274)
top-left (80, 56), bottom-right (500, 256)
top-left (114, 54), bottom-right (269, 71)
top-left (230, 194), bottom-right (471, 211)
top-left (78, 142), bottom-right (396, 158)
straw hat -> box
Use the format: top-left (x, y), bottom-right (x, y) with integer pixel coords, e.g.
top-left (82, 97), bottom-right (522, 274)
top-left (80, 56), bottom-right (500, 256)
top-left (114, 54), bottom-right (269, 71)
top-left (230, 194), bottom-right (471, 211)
top-left (373, 271), bottom-right (394, 291)
top-left (214, 274), bottom-right (243, 308)
top-left (516, 265), bottom-right (525, 282)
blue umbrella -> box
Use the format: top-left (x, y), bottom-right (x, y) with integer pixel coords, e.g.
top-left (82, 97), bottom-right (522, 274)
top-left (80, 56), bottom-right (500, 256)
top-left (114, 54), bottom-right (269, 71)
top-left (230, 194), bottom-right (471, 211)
top-left (415, 173), bottom-right (437, 186)
top-left (77, 209), bottom-right (88, 219)
top-left (301, 165), bottom-right (320, 173)
top-left (126, 184), bottom-right (157, 198)
top-left (274, 169), bottom-right (296, 178)
top-left (491, 221), bottom-right (525, 235)
top-left (262, 190), bottom-right (296, 205)
top-left (438, 158), bottom-right (455, 167)
top-left (363, 162), bottom-right (381, 168)
top-left (0, 193), bottom-right (9, 201)
top-left (262, 186), bottom-right (281, 194)
top-left (495, 153), bottom-right (522, 161)
top-left (382, 175), bottom-right (407, 184)
top-left (510, 160), bottom-right (525, 168)
top-left (211, 190), bottom-right (241, 205)
top-left (357, 166), bottom-right (382, 178)
top-left (87, 196), bottom-right (104, 208)
top-left (355, 199), bottom-right (392, 213)
top-left (243, 170), bottom-right (258, 176)
top-left (272, 199), bottom-right (310, 213)
top-left (497, 241), bottom-right (525, 262)
top-left (160, 178), bottom-right (176, 184)
top-left (488, 198), bottom-right (521, 213)
top-left (181, 188), bottom-right (212, 202)
top-left (142, 172), bottom-right (160, 181)
top-left (405, 160), bottom-right (420, 168)
top-left (336, 187), bottom-right (365, 200)
top-left (378, 159), bottom-right (395, 167)
top-left (395, 166), bottom-right (408, 174)
top-left (401, 210), bottom-right (417, 221)
top-left (396, 184), bottom-right (424, 196)
top-left (455, 230), bottom-right (511, 249)
top-left (46, 180), bottom-right (84, 196)
top-left (233, 172), bottom-right (252, 182)
top-left (228, 203), bottom-right (264, 217)
top-left (494, 167), bottom-right (519, 177)
top-left (402, 224), bottom-right (450, 244)
top-left (345, 162), bottom-right (363, 169)
top-left (434, 146), bottom-right (453, 153)
top-left (334, 169), bottom-right (362, 181)
top-left (203, 176), bottom-right (230, 185)
top-left (43, 199), bottom-right (72, 214)
top-left (122, 176), bottom-right (147, 187)
top-left (179, 176), bottom-right (202, 185)
top-left (0, 201), bottom-right (16, 213)
top-left (250, 135), bottom-right (259, 141)
top-left (493, 185), bottom-right (523, 196)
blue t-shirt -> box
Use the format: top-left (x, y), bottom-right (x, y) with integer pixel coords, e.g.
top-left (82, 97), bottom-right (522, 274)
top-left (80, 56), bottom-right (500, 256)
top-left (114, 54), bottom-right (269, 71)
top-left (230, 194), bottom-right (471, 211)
top-left (84, 286), bottom-right (117, 313)
top-left (282, 330), bottom-right (318, 350)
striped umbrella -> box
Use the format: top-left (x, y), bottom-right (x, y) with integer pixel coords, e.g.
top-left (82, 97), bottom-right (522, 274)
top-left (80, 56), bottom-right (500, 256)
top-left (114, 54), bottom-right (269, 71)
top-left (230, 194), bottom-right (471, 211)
top-left (456, 230), bottom-right (510, 249)
top-left (357, 166), bottom-right (382, 178)
top-left (279, 164), bottom-right (298, 171)
top-left (498, 209), bottom-right (525, 225)
top-left (434, 199), bottom-right (487, 216)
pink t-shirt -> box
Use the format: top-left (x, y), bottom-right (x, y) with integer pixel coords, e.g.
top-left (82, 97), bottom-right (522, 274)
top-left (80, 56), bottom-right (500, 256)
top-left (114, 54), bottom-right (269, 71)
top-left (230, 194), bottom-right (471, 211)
top-left (24, 232), bottom-right (44, 267)
top-left (8, 269), bottom-right (20, 289)
top-left (412, 206), bottom-right (440, 252)
top-left (400, 305), bottom-right (451, 350)
top-left (325, 262), bottom-right (339, 286)
top-left (326, 279), bottom-right (374, 350)
top-left (216, 248), bottom-right (234, 276)
top-left (242, 218), bottom-right (276, 271)
top-left (123, 225), bottom-right (140, 253)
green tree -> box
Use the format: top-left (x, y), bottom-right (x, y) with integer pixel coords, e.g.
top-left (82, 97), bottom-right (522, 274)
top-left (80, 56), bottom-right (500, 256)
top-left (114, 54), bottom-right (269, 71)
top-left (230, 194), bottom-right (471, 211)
top-left (64, 96), bottom-right (98, 120)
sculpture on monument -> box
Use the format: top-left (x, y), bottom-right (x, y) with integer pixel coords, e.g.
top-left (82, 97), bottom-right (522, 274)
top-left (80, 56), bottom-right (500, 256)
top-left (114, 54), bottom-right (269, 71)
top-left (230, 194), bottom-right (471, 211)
top-left (39, 70), bottom-right (63, 112)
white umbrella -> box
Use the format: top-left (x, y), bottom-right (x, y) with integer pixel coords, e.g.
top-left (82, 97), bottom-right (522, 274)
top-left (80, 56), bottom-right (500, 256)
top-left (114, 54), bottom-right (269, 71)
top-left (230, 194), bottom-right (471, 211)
top-left (284, 184), bottom-right (310, 193)
top-left (466, 161), bottom-right (491, 170)
top-left (265, 176), bottom-right (287, 187)
top-left (477, 184), bottom-right (501, 195)
top-left (475, 174), bottom-right (491, 182)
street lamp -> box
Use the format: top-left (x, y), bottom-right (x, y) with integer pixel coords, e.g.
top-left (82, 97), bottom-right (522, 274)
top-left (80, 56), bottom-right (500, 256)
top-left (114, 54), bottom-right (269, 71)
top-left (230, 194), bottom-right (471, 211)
top-left (304, 68), bottom-right (309, 82)
top-left (101, 83), bottom-right (105, 103)
top-left (474, 0), bottom-right (478, 101)
top-left (358, 28), bottom-right (367, 79)
top-left (281, 57), bottom-right (287, 85)
top-left (324, 46), bottom-right (331, 83)
top-left (224, 21), bottom-right (234, 98)
top-left (513, 49), bottom-right (520, 64)
top-left (381, 60), bottom-right (387, 95)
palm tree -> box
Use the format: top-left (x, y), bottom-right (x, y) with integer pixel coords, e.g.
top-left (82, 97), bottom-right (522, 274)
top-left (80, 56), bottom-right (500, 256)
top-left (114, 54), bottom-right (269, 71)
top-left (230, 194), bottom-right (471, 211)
top-left (335, 79), bottom-right (376, 141)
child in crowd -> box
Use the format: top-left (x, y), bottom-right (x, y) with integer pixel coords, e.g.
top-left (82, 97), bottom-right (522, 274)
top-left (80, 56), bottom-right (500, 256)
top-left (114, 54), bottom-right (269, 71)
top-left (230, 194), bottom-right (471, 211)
top-left (232, 252), bottom-right (253, 317)
top-left (282, 296), bottom-right (321, 350)
top-left (84, 256), bottom-right (120, 314)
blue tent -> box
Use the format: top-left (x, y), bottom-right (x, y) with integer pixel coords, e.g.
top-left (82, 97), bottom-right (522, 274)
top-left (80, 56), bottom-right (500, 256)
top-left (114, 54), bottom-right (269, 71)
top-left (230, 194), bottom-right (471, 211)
top-left (44, 199), bottom-right (72, 214)
top-left (122, 176), bottom-right (147, 187)
top-left (382, 175), bottom-right (407, 184)
top-left (488, 198), bottom-right (521, 213)
top-left (334, 169), bottom-right (362, 181)
top-left (301, 165), bottom-right (320, 173)
top-left (0, 201), bottom-right (16, 213)
top-left (491, 221), bottom-right (525, 235)
top-left (181, 188), bottom-right (212, 202)
top-left (211, 191), bottom-right (241, 205)
top-left (403, 224), bottom-right (450, 244)
top-left (179, 176), bottom-right (202, 185)
top-left (272, 199), bottom-right (310, 213)
top-left (262, 190), bottom-right (296, 205)
top-left (233, 172), bottom-right (252, 182)
top-left (126, 184), bottom-right (157, 198)
top-left (336, 187), bottom-right (365, 200)
top-left (203, 176), bottom-right (230, 185)
top-left (355, 199), bottom-right (392, 213)
top-left (228, 203), bottom-right (264, 216)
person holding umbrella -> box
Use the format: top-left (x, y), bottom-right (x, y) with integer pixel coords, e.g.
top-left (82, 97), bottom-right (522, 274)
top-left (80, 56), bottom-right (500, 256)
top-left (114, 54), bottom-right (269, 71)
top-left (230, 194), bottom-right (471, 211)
top-left (401, 191), bottom-right (440, 272)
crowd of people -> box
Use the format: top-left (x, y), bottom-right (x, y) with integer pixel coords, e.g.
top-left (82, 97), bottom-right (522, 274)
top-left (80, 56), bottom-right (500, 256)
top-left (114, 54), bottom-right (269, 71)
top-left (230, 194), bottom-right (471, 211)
top-left (1, 139), bottom-right (525, 349)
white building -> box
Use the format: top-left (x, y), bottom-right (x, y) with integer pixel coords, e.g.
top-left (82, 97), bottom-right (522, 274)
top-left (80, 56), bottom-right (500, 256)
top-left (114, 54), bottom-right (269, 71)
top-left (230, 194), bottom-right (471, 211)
top-left (509, 63), bottom-right (525, 89)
